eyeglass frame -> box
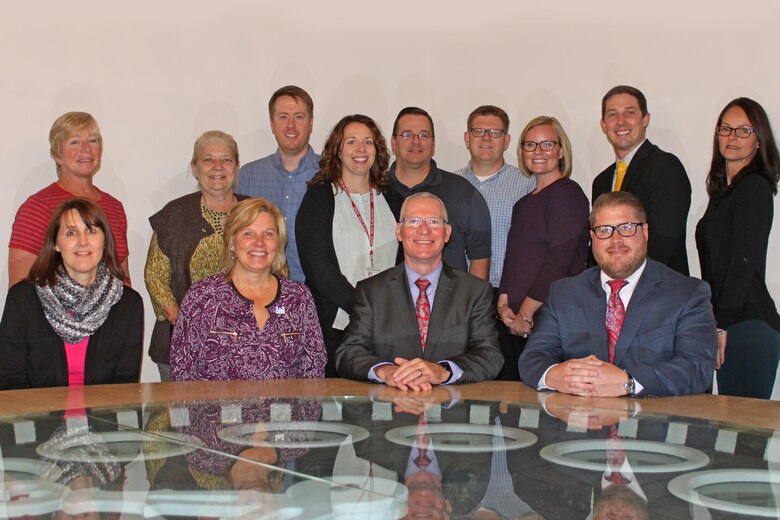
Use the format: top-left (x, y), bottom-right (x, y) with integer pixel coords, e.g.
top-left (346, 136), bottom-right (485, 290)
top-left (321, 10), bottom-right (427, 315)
top-left (394, 131), bottom-right (434, 141)
top-left (715, 126), bottom-right (755, 139)
top-left (399, 217), bottom-right (448, 228)
top-left (520, 140), bottom-right (561, 152)
top-left (469, 128), bottom-right (505, 139)
top-left (590, 222), bottom-right (646, 240)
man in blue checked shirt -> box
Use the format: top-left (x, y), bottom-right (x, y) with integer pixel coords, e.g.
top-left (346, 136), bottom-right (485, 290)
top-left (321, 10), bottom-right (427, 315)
top-left (238, 85), bottom-right (320, 281)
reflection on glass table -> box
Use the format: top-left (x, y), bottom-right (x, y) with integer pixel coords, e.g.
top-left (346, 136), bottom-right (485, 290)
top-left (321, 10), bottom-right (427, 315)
top-left (0, 390), bottom-right (778, 519)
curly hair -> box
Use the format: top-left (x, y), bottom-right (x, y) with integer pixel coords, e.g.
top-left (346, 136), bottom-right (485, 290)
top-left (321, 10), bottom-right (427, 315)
top-left (308, 114), bottom-right (391, 192)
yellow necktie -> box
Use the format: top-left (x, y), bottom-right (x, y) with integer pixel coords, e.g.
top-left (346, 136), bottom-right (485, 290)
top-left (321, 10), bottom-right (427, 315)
top-left (614, 160), bottom-right (627, 191)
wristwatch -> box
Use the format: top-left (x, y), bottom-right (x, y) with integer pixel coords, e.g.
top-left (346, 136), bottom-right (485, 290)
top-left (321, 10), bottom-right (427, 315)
top-left (624, 372), bottom-right (636, 397)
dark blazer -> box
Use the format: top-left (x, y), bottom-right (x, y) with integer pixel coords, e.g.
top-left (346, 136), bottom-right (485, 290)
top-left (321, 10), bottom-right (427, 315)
top-left (0, 281), bottom-right (144, 390)
top-left (518, 259), bottom-right (717, 396)
top-left (696, 163), bottom-right (780, 331)
top-left (336, 263), bottom-right (503, 382)
top-left (295, 183), bottom-right (403, 332)
top-left (592, 140), bottom-right (691, 275)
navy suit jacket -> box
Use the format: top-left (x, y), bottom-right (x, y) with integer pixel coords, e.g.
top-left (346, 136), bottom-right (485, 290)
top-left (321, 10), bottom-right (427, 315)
top-left (335, 263), bottom-right (503, 383)
top-left (592, 140), bottom-right (691, 275)
top-left (518, 259), bottom-right (717, 396)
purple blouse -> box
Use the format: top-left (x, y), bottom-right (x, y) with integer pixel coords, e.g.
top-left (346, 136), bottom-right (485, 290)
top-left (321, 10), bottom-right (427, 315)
top-left (170, 274), bottom-right (326, 381)
top-left (498, 177), bottom-right (590, 311)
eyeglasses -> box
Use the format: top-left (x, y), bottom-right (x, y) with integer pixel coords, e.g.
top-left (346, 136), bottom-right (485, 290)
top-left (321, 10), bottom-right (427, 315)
top-left (395, 131), bottom-right (433, 141)
top-left (469, 128), bottom-right (505, 139)
top-left (520, 140), bottom-right (560, 152)
top-left (400, 217), bottom-right (447, 228)
top-left (716, 126), bottom-right (755, 138)
top-left (591, 222), bottom-right (646, 240)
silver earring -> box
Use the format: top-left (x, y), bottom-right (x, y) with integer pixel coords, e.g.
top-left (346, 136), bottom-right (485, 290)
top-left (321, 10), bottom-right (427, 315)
top-left (230, 249), bottom-right (236, 259)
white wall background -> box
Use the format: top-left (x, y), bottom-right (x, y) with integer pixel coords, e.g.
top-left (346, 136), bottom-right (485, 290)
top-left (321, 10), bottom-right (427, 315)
top-left (2, 0), bottom-right (780, 391)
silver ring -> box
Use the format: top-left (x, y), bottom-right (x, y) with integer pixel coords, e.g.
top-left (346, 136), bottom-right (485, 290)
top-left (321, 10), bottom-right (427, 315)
top-left (418, 370), bottom-right (423, 377)
top-left (522, 334), bottom-right (528, 338)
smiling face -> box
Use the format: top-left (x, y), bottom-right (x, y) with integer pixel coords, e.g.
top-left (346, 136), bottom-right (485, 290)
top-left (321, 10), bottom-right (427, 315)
top-left (55, 209), bottom-right (105, 286)
top-left (465, 115), bottom-right (510, 168)
top-left (56, 127), bottom-right (102, 180)
top-left (270, 95), bottom-right (313, 157)
top-left (397, 196), bottom-right (452, 273)
top-left (521, 124), bottom-right (563, 177)
top-left (391, 115), bottom-right (435, 171)
top-left (232, 211), bottom-right (279, 277)
top-left (600, 93), bottom-right (650, 159)
top-left (718, 105), bottom-right (759, 176)
top-left (340, 122), bottom-right (377, 181)
top-left (591, 204), bottom-right (648, 279)
top-left (194, 142), bottom-right (238, 197)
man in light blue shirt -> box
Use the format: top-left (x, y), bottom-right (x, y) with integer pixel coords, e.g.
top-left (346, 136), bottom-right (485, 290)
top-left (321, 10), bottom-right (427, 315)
top-left (455, 105), bottom-right (536, 288)
top-left (238, 85), bottom-right (320, 281)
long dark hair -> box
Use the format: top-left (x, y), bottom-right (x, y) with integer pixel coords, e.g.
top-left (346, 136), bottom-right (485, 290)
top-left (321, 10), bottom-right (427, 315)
top-left (706, 97), bottom-right (780, 198)
top-left (308, 114), bottom-right (391, 192)
top-left (27, 198), bottom-right (124, 286)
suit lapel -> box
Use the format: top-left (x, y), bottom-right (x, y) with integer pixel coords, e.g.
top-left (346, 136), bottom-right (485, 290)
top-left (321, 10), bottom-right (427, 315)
top-left (622, 140), bottom-right (653, 191)
top-left (391, 265), bottom-right (425, 355)
top-left (584, 270), bottom-right (610, 361)
top-left (613, 261), bottom-right (661, 365)
top-left (424, 265), bottom-right (456, 359)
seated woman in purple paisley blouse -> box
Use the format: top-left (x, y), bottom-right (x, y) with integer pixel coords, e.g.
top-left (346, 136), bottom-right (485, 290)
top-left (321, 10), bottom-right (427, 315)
top-left (170, 198), bottom-right (326, 381)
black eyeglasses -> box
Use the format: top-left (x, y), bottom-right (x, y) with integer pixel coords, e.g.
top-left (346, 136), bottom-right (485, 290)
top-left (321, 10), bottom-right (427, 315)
top-left (520, 140), bottom-right (560, 152)
top-left (716, 126), bottom-right (755, 138)
top-left (469, 128), bottom-right (505, 139)
top-left (395, 131), bottom-right (433, 141)
top-left (591, 222), bottom-right (645, 240)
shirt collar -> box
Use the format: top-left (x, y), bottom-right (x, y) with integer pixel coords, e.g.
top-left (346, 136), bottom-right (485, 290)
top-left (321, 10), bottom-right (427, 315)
top-left (614, 139), bottom-right (646, 167)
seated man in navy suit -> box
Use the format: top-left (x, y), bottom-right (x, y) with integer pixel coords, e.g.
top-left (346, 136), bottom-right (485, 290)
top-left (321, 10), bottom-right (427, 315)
top-left (519, 192), bottom-right (716, 397)
top-left (336, 192), bottom-right (502, 390)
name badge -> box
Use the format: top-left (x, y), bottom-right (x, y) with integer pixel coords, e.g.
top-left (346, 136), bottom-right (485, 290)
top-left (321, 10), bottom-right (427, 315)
top-left (365, 267), bottom-right (381, 278)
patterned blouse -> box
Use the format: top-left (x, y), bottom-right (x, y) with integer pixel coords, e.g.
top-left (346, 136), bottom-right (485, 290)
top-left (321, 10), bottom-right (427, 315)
top-left (170, 274), bottom-right (326, 381)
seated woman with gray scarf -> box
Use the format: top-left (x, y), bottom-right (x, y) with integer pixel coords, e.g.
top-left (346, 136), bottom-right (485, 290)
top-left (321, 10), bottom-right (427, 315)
top-left (0, 198), bottom-right (143, 390)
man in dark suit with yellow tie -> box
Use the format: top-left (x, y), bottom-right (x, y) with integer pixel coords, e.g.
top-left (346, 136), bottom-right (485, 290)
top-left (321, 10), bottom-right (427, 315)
top-left (336, 192), bottom-right (503, 390)
top-left (591, 85), bottom-right (692, 275)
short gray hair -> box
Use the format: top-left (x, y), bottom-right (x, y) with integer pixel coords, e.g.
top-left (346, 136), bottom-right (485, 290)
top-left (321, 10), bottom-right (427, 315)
top-left (399, 192), bottom-right (448, 222)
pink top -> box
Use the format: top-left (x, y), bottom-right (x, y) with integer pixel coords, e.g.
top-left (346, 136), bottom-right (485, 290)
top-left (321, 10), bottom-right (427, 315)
top-left (65, 337), bottom-right (89, 386)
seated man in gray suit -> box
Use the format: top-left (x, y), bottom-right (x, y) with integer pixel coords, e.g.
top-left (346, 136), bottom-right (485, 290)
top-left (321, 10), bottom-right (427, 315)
top-left (336, 192), bottom-right (503, 390)
top-left (519, 192), bottom-right (716, 397)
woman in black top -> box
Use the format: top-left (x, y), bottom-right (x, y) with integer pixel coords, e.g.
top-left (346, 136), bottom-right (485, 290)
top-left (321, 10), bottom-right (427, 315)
top-left (696, 97), bottom-right (780, 398)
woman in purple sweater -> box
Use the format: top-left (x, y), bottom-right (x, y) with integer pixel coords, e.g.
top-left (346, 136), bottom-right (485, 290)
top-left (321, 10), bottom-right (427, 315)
top-left (496, 116), bottom-right (590, 380)
top-left (170, 198), bottom-right (326, 381)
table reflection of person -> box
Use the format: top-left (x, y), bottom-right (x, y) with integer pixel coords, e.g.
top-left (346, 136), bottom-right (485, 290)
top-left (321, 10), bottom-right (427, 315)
top-left (170, 198), bottom-right (326, 381)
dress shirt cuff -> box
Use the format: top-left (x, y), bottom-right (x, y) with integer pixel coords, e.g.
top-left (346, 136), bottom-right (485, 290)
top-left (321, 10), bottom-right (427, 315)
top-left (538, 365), bottom-right (557, 390)
top-left (368, 362), bottom-right (395, 383)
top-left (438, 360), bottom-right (463, 385)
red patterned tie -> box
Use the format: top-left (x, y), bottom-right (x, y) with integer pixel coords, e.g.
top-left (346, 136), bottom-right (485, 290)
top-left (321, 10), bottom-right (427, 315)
top-left (414, 413), bottom-right (432, 468)
top-left (606, 279), bottom-right (628, 363)
top-left (415, 278), bottom-right (431, 350)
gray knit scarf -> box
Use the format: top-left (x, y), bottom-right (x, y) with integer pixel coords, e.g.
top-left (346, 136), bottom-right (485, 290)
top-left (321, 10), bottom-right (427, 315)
top-left (35, 263), bottom-right (123, 344)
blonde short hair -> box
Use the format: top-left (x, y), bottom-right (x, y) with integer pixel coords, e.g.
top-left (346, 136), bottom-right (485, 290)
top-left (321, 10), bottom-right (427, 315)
top-left (49, 112), bottom-right (103, 177)
top-left (222, 198), bottom-right (290, 278)
top-left (517, 116), bottom-right (573, 178)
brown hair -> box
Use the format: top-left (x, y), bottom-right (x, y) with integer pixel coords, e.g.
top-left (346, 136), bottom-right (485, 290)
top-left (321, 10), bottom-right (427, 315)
top-left (601, 85), bottom-right (648, 118)
top-left (222, 198), bottom-right (290, 278)
top-left (268, 85), bottom-right (314, 118)
top-left (590, 191), bottom-right (647, 226)
top-left (49, 112), bottom-right (103, 178)
top-left (27, 198), bottom-right (123, 286)
top-left (308, 114), bottom-right (391, 192)
top-left (467, 105), bottom-right (509, 131)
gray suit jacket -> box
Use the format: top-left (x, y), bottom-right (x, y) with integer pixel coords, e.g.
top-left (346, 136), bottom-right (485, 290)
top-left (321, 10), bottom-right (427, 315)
top-left (518, 259), bottom-right (717, 396)
top-left (336, 263), bottom-right (503, 382)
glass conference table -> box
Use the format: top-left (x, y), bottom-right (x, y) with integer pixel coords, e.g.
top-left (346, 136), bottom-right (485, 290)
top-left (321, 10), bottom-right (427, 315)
top-left (1, 379), bottom-right (778, 519)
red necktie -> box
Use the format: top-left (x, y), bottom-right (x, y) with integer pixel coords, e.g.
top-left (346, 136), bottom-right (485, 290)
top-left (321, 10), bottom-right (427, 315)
top-left (606, 279), bottom-right (628, 363)
top-left (414, 413), bottom-right (431, 468)
top-left (415, 278), bottom-right (431, 350)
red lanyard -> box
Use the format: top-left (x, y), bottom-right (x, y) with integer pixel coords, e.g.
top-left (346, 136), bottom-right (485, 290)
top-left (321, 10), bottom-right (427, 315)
top-left (337, 179), bottom-right (375, 267)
